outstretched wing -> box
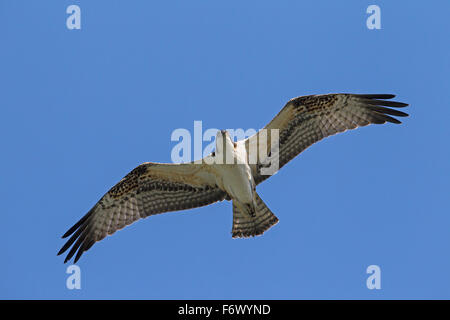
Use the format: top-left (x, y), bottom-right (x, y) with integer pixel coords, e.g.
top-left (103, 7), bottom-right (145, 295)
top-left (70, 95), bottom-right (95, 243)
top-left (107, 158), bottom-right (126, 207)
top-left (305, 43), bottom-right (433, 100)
top-left (242, 94), bottom-right (409, 185)
top-left (58, 161), bottom-right (226, 263)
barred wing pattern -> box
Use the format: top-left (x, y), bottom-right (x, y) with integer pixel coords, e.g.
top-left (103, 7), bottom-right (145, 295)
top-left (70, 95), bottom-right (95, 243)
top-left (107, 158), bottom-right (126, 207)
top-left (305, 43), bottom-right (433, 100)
top-left (244, 94), bottom-right (409, 185)
top-left (231, 193), bottom-right (279, 238)
top-left (58, 162), bottom-right (226, 263)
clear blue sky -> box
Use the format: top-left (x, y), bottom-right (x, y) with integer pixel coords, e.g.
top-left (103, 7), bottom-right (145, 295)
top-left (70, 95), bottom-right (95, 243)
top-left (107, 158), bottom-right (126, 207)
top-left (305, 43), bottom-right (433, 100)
top-left (1, 1), bottom-right (449, 299)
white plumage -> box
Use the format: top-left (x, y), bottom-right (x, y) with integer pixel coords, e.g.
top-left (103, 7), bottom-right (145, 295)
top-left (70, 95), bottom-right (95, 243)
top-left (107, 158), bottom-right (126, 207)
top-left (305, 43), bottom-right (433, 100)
top-left (59, 93), bottom-right (408, 263)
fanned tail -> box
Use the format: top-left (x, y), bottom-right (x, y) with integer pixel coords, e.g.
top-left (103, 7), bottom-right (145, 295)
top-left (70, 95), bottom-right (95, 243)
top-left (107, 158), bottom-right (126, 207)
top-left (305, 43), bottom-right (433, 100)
top-left (232, 193), bottom-right (279, 238)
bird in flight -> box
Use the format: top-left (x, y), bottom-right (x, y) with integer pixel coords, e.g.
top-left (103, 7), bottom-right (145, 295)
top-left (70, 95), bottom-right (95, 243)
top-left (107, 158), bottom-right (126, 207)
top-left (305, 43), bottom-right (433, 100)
top-left (58, 93), bottom-right (408, 263)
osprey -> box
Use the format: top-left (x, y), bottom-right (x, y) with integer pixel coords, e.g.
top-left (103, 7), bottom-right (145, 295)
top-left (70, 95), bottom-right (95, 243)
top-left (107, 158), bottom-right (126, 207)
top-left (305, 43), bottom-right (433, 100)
top-left (58, 93), bottom-right (408, 263)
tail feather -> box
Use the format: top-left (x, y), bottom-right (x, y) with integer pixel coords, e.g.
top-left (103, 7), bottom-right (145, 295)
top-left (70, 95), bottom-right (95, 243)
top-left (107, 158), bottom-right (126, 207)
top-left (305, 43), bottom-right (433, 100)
top-left (232, 193), bottom-right (279, 238)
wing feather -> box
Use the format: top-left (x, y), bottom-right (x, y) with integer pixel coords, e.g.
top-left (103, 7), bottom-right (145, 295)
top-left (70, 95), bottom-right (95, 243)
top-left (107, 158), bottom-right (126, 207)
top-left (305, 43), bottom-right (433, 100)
top-left (58, 162), bottom-right (226, 263)
top-left (243, 93), bottom-right (409, 184)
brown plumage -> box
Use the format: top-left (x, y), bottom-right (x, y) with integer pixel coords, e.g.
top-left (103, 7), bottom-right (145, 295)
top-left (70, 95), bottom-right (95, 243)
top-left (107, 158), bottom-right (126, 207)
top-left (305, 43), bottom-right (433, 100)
top-left (59, 163), bottom-right (226, 263)
top-left (244, 94), bottom-right (408, 184)
top-left (59, 93), bottom-right (408, 263)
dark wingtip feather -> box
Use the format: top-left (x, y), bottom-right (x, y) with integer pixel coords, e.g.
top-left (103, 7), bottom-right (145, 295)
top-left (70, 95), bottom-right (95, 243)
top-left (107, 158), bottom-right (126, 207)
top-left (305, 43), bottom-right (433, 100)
top-left (367, 105), bottom-right (409, 117)
top-left (353, 94), bottom-right (409, 125)
top-left (381, 114), bottom-right (402, 124)
top-left (73, 237), bottom-right (91, 263)
top-left (59, 210), bottom-right (96, 263)
top-left (363, 98), bottom-right (409, 108)
top-left (64, 237), bottom-right (83, 263)
top-left (62, 219), bottom-right (84, 239)
top-left (62, 207), bottom-right (96, 238)
top-left (62, 230), bottom-right (73, 239)
top-left (74, 249), bottom-right (84, 264)
top-left (355, 94), bottom-right (396, 100)
top-left (58, 219), bottom-right (90, 257)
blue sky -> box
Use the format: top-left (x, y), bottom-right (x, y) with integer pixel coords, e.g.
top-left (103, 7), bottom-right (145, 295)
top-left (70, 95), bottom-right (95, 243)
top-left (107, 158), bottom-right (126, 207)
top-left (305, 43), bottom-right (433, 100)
top-left (1, 1), bottom-right (449, 299)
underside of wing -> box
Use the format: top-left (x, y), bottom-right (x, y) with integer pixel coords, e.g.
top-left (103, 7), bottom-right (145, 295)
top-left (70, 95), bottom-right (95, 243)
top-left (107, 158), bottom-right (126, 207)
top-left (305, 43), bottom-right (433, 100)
top-left (58, 161), bottom-right (226, 263)
top-left (243, 93), bottom-right (409, 184)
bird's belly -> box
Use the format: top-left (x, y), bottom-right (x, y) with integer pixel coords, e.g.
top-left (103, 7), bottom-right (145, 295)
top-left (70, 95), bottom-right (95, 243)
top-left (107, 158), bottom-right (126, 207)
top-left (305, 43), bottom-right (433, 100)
top-left (216, 164), bottom-right (254, 204)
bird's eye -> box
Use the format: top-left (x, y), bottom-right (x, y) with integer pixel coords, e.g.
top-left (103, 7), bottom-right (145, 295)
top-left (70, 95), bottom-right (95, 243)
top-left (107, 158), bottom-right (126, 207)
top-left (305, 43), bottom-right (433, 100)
top-left (211, 151), bottom-right (216, 156)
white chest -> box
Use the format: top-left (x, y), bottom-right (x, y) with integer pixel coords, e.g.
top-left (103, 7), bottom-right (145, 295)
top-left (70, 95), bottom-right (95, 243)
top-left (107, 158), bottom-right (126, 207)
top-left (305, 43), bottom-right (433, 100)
top-left (214, 163), bottom-right (254, 204)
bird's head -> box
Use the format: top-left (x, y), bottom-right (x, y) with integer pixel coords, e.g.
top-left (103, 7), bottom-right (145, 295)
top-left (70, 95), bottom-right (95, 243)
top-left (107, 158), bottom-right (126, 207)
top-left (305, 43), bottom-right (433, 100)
top-left (216, 129), bottom-right (232, 142)
top-left (214, 130), bottom-right (235, 162)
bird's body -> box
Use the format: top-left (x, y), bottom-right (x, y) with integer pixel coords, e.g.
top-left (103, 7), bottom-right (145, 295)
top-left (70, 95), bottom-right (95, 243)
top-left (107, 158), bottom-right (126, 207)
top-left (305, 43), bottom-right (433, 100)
top-left (58, 93), bottom-right (409, 263)
top-left (215, 162), bottom-right (254, 206)
top-left (212, 131), bottom-right (256, 211)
